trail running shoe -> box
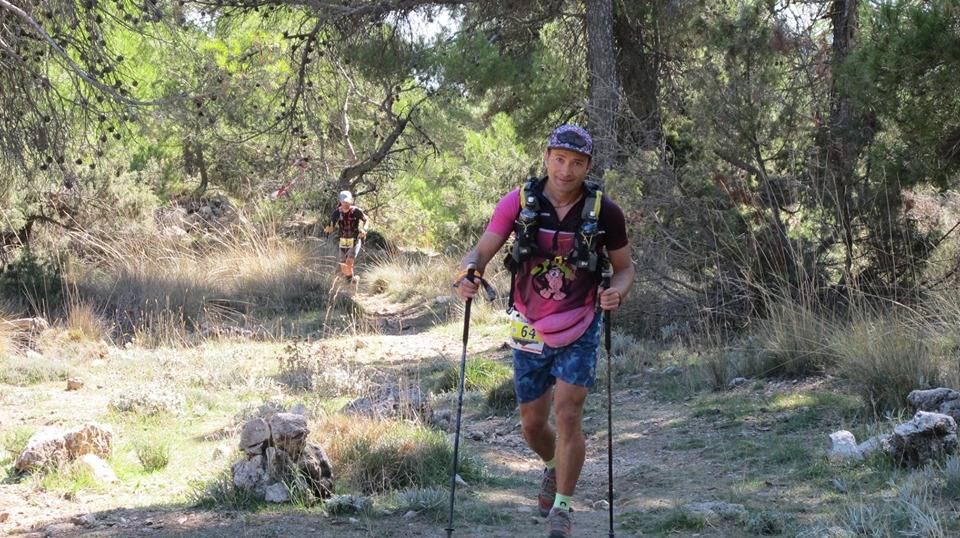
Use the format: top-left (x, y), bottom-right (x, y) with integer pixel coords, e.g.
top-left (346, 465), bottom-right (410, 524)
top-left (538, 467), bottom-right (557, 517)
top-left (546, 507), bottom-right (572, 538)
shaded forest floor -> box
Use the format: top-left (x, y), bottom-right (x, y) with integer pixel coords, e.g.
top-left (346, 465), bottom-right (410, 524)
top-left (1, 263), bottom-right (950, 537)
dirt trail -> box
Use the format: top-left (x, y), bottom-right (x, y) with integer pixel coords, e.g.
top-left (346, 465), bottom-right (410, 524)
top-left (1, 289), bottom-right (814, 537)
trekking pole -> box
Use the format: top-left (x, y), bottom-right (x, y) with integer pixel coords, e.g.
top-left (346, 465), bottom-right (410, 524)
top-left (602, 264), bottom-right (615, 538)
top-left (446, 265), bottom-right (475, 537)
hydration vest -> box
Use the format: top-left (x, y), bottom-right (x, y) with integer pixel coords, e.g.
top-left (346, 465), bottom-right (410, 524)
top-left (504, 176), bottom-right (606, 308)
top-left (335, 206), bottom-right (363, 238)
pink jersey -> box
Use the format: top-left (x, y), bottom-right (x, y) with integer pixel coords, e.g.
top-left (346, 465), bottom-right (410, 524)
top-left (486, 189), bottom-right (602, 347)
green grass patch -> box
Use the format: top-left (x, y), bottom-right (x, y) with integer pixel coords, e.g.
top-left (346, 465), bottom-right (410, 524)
top-left (692, 393), bottom-right (759, 421)
top-left (435, 357), bottom-right (512, 394)
top-left (651, 507), bottom-right (709, 533)
top-left (39, 459), bottom-right (111, 495)
top-left (767, 439), bottom-right (810, 465)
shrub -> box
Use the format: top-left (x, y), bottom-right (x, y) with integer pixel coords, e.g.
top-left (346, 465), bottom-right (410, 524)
top-left (324, 494), bottom-right (373, 515)
top-left (135, 439), bottom-right (172, 472)
top-left (0, 249), bottom-right (64, 311)
top-left (1, 426), bottom-right (34, 463)
top-left (276, 340), bottom-right (369, 395)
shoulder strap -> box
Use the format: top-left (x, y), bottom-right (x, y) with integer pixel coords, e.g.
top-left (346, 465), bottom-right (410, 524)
top-left (519, 177), bottom-right (542, 212)
top-left (581, 181), bottom-right (602, 222)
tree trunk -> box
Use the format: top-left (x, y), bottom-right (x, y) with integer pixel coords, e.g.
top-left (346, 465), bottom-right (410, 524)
top-left (191, 141), bottom-right (209, 199)
top-left (585, 0), bottom-right (619, 182)
top-left (613, 1), bottom-right (662, 150)
top-left (822, 0), bottom-right (872, 277)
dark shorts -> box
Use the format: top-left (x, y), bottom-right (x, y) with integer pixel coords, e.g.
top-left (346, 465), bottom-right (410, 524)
top-left (339, 238), bottom-right (361, 261)
top-left (513, 315), bottom-right (601, 404)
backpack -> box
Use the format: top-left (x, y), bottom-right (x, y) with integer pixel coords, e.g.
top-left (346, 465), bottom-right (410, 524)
top-left (503, 176), bottom-right (606, 309)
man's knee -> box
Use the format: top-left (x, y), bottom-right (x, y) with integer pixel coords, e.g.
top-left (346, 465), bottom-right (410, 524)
top-left (555, 403), bottom-right (583, 432)
top-left (554, 386), bottom-right (587, 437)
top-left (520, 402), bottom-right (550, 438)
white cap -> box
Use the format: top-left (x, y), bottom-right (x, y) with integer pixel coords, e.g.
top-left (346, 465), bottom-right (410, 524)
top-left (338, 190), bottom-right (353, 203)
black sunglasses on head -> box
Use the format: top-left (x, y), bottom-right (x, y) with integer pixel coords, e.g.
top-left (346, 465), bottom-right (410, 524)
top-left (556, 130), bottom-right (589, 150)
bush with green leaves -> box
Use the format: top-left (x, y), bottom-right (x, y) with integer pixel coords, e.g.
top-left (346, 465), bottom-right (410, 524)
top-left (0, 249), bottom-right (64, 311)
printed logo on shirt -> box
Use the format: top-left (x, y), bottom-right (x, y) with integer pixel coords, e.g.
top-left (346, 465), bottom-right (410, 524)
top-left (531, 256), bottom-right (574, 302)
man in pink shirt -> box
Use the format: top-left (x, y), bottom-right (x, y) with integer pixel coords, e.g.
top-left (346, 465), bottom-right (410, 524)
top-left (456, 125), bottom-right (634, 538)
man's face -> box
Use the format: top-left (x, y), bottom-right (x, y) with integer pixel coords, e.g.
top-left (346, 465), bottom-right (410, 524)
top-left (339, 200), bottom-right (351, 211)
top-left (544, 148), bottom-right (591, 194)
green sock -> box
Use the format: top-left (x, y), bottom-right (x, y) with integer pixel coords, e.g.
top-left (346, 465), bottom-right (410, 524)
top-left (553, 494), bottom-right (572, 511)
top-left (543, 458), bottom-right (556, 470)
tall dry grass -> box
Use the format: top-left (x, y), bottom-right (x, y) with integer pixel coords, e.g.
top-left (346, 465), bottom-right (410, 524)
top-left (743, 292), bottom-right (950, 413)
top-left (750, 300), bottom-right (836, 377)
top-left (833, 314), bottom-right (940, 414)
top-left (65, 216), bottom-right (338, 345)
top-left (64, 300), bottom-right (110, 342)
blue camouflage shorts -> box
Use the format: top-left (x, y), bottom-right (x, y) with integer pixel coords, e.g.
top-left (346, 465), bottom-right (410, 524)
top-left (513, 315), bottom-right (601, 404)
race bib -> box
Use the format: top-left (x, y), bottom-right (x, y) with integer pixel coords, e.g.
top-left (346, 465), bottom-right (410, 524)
top-left (339, 237), bottom-right (355, 249)
top-left (507, 309), bottom-right (544, 354)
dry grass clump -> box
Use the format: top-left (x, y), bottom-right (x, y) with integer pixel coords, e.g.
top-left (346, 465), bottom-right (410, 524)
top-left (834, 315), bottom-right (940, 414)
top-left (0, 298), bottom-right (27, 358)
top-left (0, 316), bottom-right (16, 360)
top-left (109, 386), bottom-right (185, 416)
top-left (751, 300), bottom-right (837, 377)
top-left (315, 414), bottom-right (481, 494)
top-left (65, 301), bottom-right (110, 342)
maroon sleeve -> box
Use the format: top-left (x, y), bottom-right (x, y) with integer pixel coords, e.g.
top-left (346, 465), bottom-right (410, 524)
top-left (600, 196), bottom-right (629, 251)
